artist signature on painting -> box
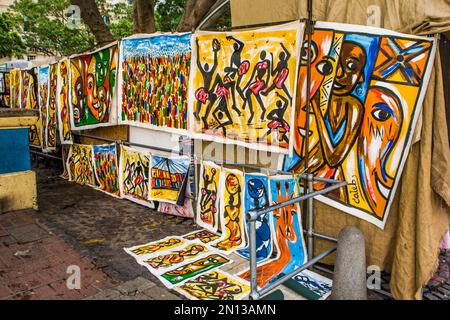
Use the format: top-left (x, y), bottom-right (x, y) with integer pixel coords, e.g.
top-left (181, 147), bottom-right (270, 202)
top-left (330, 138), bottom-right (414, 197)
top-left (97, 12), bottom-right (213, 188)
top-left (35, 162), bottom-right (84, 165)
top-left (349, 176), bottom-right (361, 204)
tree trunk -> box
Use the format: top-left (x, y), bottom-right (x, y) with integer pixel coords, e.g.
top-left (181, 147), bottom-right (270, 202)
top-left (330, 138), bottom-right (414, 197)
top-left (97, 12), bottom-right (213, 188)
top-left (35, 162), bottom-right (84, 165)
top-left (176, 0), bottom-right (217, 32)
top-left (133, 0), bottom-right (156, 34)
top-left (70, 0), bottom-right (114, 47)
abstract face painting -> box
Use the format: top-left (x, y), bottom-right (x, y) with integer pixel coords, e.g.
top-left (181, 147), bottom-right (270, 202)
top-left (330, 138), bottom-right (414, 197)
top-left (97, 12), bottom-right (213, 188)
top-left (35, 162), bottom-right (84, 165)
top-left (45, 63), bottom-right (58, 151)
top-left (159, 253), bottom-right (231, 288)
top-left (236, 173), bottom-right (273, 262)
top-left (119, 33), bottom-right (191, 133)
top-left (149, 155), bottom-right (190, 204)
top-left (69, 43), bottom-right (118, 130)
top-left (188, 21), bottom-right (303, 154)
top-left (283, 22), bottom-right (436, 228)
top-left (196, 161), bottom-right (222, 233)
top-left (239, 175), bottom-right (307, 289)
top-left (118, 145), bottom-right (154, 208)
top-left (38, 66), bottom-right (50, 150)
top-left (66, 144), bottom-right (95, 187)
top-left (92, 144), bottom-right (120, 196)
top-left (174, 269), bottom-right (250, 300)
top-left (57, 59), bottom-right (73, 144)
top-left (210, 168), bottom-right (246, 254)
top-left (124, 236), bottom-right (186, 260)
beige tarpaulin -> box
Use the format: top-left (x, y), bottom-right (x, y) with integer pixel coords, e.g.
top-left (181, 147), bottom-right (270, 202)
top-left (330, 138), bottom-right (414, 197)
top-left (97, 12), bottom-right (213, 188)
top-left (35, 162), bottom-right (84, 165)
top-left (230, 0), bottom-right (450, 300)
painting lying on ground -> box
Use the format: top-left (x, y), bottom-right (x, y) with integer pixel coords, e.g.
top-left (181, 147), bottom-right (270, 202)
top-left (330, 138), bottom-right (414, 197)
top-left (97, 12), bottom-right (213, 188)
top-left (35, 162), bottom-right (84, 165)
top-left (282, 22), bottom-right (436, 228)
top-left (69, 42), bottom-right (118, 130)
top-left (290, 269), bottom-right (332, 300)
top-left (10, 69), bottom-right (21, 108)
top-left (174, 269), bottom-right (250, 300)
top-left (196, 161), bottom-right (222, 233)
top-left (38, 66), bottom-right (50, 150)
top-left (92, 144), bottom-right (120, 196)
top-left (149, 155), bottom-right (190, 204)
top-left (119, 33), bottom-right (191, 134)
top-left (236, 173), bottom-right (273, 262)
top-left (118, 145), bottom-right (154, 208)
top-left (44, 63), bottom-right (58, 151)
top-left (124, 236), bottom-right (186, 260)
top-left (57, 59), bottom-right (73, 144)
top-left (239, 175), bottom-right (307, 289)
top-left (66, 144), bottom-right (96, 187)
top-left (188, 21), bottom-right (303, 154)
top-left (210, 168), bottom-right (246, 254)
top-left (182, 229), bottom-right (220, 244)
top-left (159, 253), bottom-right (232, 288)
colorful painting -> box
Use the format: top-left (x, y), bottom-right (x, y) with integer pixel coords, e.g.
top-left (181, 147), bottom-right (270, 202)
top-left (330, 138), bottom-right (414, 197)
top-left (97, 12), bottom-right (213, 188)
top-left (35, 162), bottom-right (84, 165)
top-left (10, 69), bottom-right (21, 108)
top-left (38, 66), bottom-right (50, 149)
top-left (210, 168), bottom-right (246, 254)
top-left (174, 269), bottom-right (250, 300)
top-left (118, 145), bottom-right (154, 208)
top-left (124, 236), bottom-right (186, 260)
top-left (69, 42), bottom-right (118, 130)
top-left (159, 253), bottom-right (231, 288)
top-left (92, 144), bottom-right (120, 196)
top-left (157, 197), bottom-right (194, 218)
top-left (149, 155), bottom-right (190, 204)
top-left (290, 269), bottom-right (332, 300)
top-left (57, 59), bottom-right (73, 144)
top-left (60, 144), bottom-right (70, 179)
top-left (182, 229), bottom-right (220, 244)
top-left (119, 33), bottom-right (191, 134)
top-left (66, 144), bottom-right (96, 186)
top-left (239, 175), bottom-right (307, 289)
top-left (188, 21), bottom-right (303, 154)
top-left (236, 173), bottom-right (273, 262)
top-left (282, 22), bottom-right (436, 228)
top-left (196, 161), bottom-right (222, 233)
top-left (138, 241), bottom-right (211, 274)
top-left (20, 67), bottom-right (40, 146)
top-left (45, 63), bottom-right (58, 151)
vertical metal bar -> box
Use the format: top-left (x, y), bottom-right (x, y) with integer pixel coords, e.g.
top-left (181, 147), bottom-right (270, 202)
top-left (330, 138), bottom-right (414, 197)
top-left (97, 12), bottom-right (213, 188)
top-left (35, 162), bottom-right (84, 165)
top-left (249, 218), bottom-right (259, 300)
top-left (307, 173), bottom-right (314, 261)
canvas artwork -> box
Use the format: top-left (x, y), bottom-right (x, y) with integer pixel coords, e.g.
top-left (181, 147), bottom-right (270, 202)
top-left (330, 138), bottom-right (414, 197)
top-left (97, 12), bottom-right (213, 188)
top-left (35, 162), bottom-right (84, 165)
top-left (149, 155), bottom-right (190, 204)
top-left (282, 22), bottom-right (436, 228)
top-left (157, 195), bottom-right (194, 218)
top-left (188, 21), bottom-right (303, 154)
top-left (174, 269), bottom-right (250, 300)
top-left (60, 144), bottom-right (70, 179)
top-left (290, 269), bottom-right (332, 300)
top-left (138, 240), bottom-right (211, 274)
top-left (23, 68), bottom-right (38, 110)
top-left (124, 236), bottom-right (186, 260)
top-left (239, 175), bottom-right (307, 288)
top-left (44, 63), bottom-right (58, 151)
top-left (119, 33), bottom-right (191, 134)
top-left (118, 145), bottom-right (154, 208)
top-left (92, 144), bottom-right (120, 196)
top-left (159, 253), bottom-right (232, 288)
top-left (236, 173), bottom-right (273, 262)
top-left (66, 144), bottom-right (96, 186)
top-left (10, 69), bottom-right (21, 108)
top-left (57, 59), bottom-right (73, 144)
top-left (69, 42), bottom-right (118, 130)
top-left (182, 229), bottom-right (220, 244)
top-left (196, 161), bottom-right (222, 232)
top-left (38, 66), bottom-right (50, 150)
top-left (210, 168), bottom-right (246, 254)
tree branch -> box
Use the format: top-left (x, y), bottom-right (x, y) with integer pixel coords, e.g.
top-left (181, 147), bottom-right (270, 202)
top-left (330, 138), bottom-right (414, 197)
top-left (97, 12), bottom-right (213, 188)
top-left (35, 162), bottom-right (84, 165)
top-left (133, 0), bottom-right (156, 34)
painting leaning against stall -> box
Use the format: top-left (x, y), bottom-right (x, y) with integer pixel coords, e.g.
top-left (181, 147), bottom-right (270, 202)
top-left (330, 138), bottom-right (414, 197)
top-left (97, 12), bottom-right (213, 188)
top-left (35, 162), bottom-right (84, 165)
top-left (45, 63), bottom-right (58, 151)
top-left (239, 175), bottom-right (307, 289)
top-left (149, 155), bottom-right (190, 204)
top-left (57, 59), bottom-right (73, 144)
top-left (196, 161), bottom-right (222, 233)
top-left (210, 168), bottom-right (246, 254)
top-left (10, 69), bottom-right (21, 108)
top-left (119, 33), bottom-right (191, 134)
top-left (92, 144), bottom-right (120, 196)
top-left (282, 21), bottom-right (437, 228)
top-left (66, 143), bottom-right (96, 187)
top-left (188, 21), bottom-right (303, 154)
top-left (69, 42), bottom-right (119, 130)
top-left (38, 65), bottom-right (50, 150)
top-left (22, 67), bottom-right (40, 147)
top-left (118, 145), bottom-right (154, 208)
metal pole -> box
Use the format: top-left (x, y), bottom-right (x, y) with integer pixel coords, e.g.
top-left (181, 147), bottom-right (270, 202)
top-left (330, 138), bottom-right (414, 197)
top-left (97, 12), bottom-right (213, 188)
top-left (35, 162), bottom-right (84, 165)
top-left (248, 218), bottom-right (259, 300)
top-left (307, 173), bottom-right (314, 261)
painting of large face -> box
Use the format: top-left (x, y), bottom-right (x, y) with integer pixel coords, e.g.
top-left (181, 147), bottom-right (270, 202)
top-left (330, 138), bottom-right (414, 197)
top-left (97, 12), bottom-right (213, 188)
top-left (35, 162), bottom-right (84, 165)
top-left (333, 41), bottom-right (366, 95)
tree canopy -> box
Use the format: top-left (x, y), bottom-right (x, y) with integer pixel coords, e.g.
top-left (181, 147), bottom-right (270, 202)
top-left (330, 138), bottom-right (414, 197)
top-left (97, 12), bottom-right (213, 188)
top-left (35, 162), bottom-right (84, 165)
top-left (0, 12), bottom-right (26, 58)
